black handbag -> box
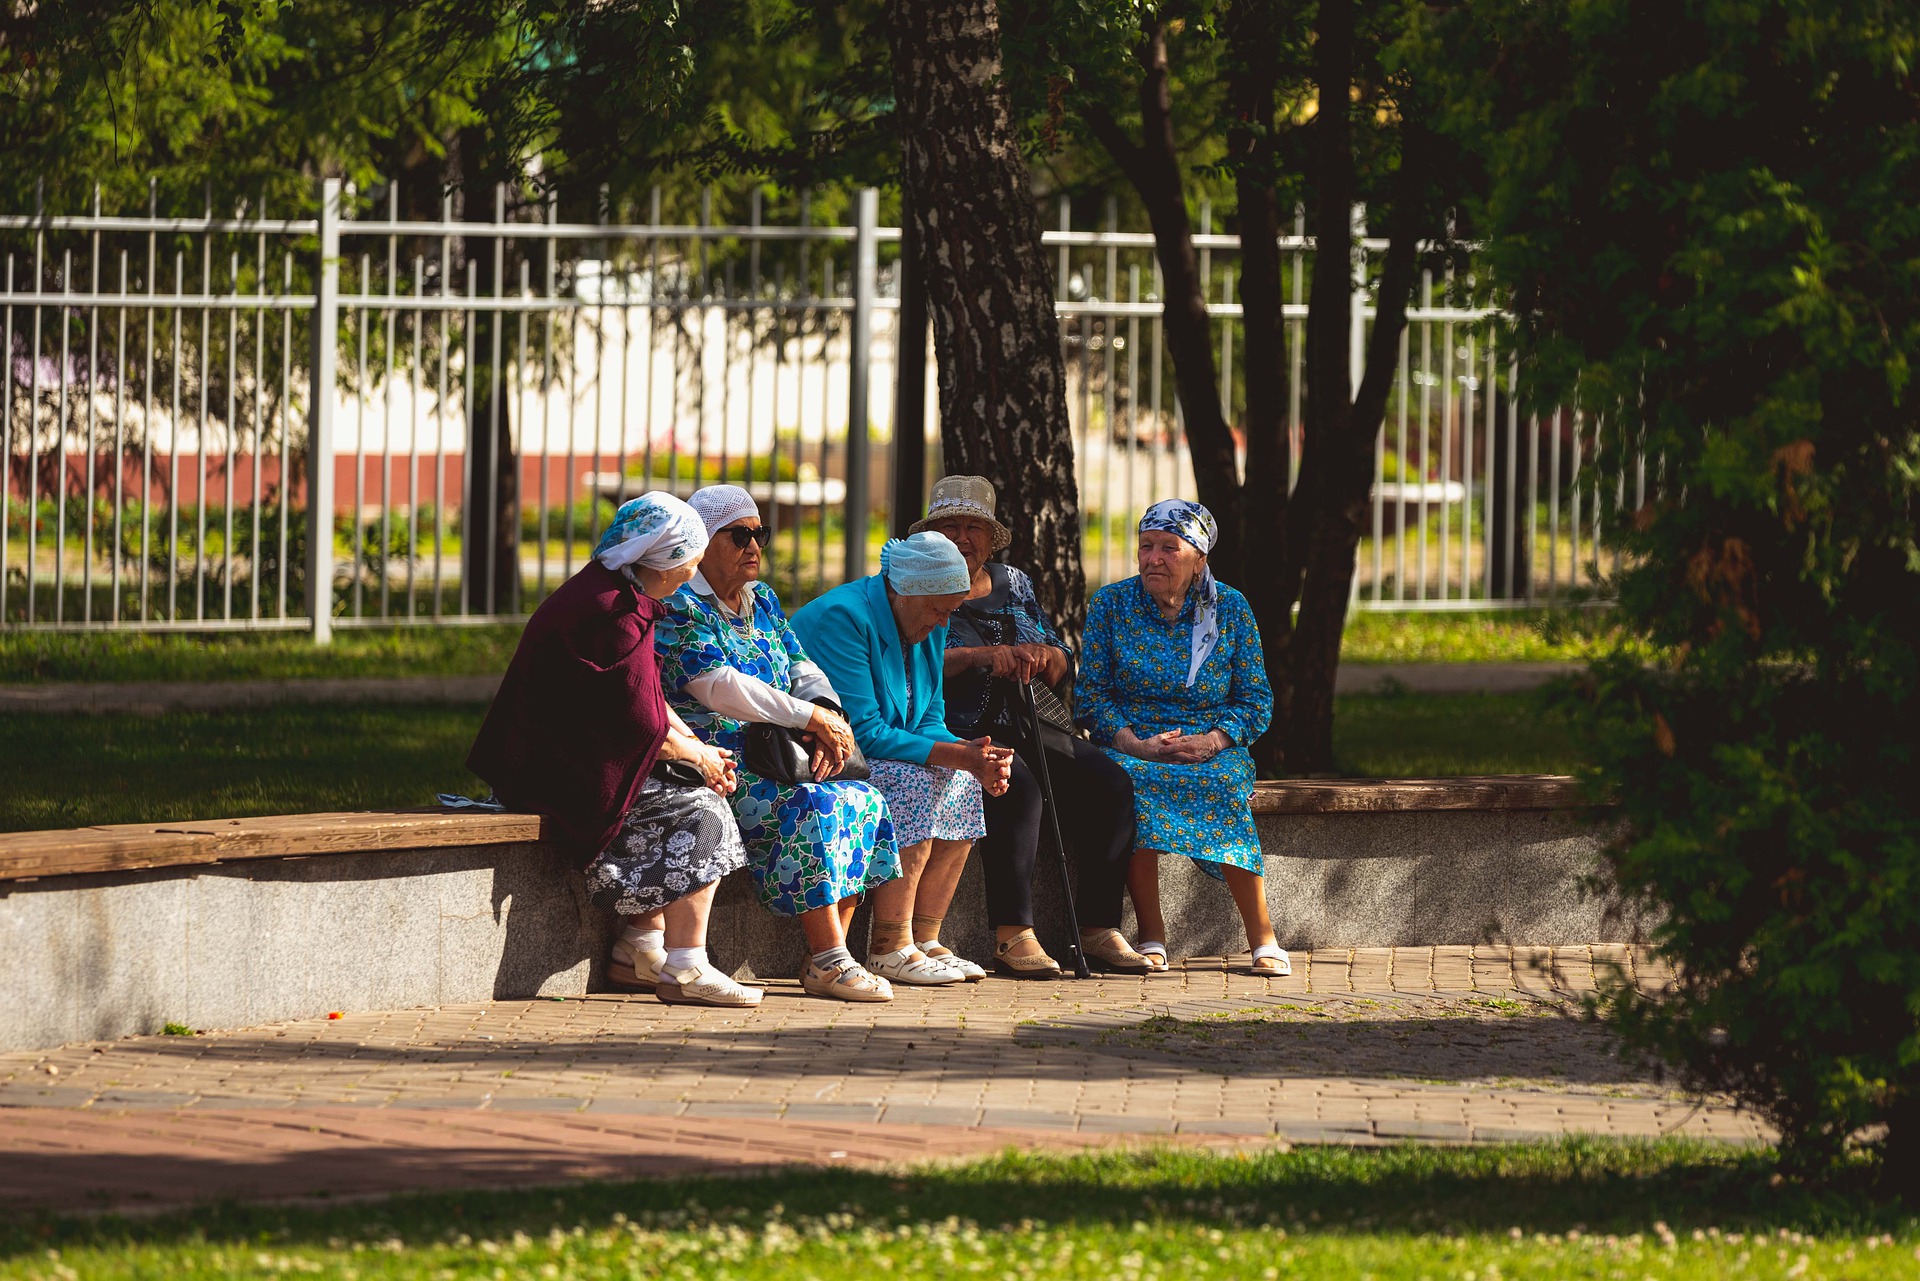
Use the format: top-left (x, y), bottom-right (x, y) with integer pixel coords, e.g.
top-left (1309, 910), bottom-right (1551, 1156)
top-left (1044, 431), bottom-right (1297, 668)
top-left (743, 698), bottom-right (871, 785)
top-left (651, 757), bottom-right (708, 788)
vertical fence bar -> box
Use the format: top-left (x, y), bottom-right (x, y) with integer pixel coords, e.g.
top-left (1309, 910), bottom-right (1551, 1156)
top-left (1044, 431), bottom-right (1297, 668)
top-left (307, 177), bottom-right (340, 643)
top-left (223, 250), bottom-right (238, 621)
top-left (56, 248), bottom-right (71, 623)
top-left (845, 189), bottom-right (878, 581)
top-left (84, 198), bottom-right (101, 623)
top-left (143, 186), bottom-right (157, 621)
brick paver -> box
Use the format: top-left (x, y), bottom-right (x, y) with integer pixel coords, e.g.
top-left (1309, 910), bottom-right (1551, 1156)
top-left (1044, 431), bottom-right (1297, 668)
top-left (0, 946), bottom-right (1757, 1213)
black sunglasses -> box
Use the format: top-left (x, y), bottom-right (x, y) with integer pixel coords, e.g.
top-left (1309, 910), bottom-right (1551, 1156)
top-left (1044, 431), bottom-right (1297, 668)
top-left (723, 524), bottom-right (772, 549)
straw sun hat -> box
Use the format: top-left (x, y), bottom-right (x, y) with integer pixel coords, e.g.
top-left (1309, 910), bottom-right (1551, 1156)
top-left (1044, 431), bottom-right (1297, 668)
top-left (909, 475), bottom-right (1013, 553)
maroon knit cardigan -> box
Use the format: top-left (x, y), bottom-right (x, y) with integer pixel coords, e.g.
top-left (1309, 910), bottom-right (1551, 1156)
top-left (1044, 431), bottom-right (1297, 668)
top-left (466, 562), bottom-right (670, 863)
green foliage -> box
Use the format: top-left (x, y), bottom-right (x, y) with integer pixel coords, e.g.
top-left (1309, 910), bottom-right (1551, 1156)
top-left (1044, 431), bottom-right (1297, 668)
top-left (160, 1022), bottom-right (195, 1037)
top-left (1429, 0), bottom-right (1920, 1180)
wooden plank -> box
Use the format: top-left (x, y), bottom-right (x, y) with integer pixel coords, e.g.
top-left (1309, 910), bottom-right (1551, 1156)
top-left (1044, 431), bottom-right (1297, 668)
top-left (1250, 775), bottom-right (1592, 815)
top-left (0, 810), bottom-right (548, 882)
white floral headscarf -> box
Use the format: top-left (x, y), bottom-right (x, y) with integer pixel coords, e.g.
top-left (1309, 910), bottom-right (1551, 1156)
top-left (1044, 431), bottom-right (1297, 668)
top-left (1139, 499), bottom-right (1220, 688)
top-left (593, 492), bottom-right (709, 572)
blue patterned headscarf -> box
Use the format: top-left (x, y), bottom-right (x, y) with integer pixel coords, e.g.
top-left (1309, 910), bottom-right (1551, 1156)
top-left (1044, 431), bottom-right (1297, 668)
top-left (881, 531), bottom-right (971, 596)
top-left (1139, 499), bottom-right (1220, 687)
top-left (593, 492), bottom-right (709, 573)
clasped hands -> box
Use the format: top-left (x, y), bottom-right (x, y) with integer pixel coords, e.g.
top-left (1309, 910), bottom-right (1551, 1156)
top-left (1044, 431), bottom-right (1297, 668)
top-left (1114, 726), bottom-right (1229, 764)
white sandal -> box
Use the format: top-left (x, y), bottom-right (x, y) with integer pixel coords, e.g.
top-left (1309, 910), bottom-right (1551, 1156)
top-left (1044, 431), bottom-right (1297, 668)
top-left (918, 940), bottom-right (986, 981)
top-left (610, 940), bottom-right (667, 990)
top-left (1249, 944), bottom-right (1292, 977)
top-left (866, 946), bottom-right (967, 986)
top-left (1137, 941), bottom-right (1170, 972)
top-left (656, 962), bottom-right (765, 1008)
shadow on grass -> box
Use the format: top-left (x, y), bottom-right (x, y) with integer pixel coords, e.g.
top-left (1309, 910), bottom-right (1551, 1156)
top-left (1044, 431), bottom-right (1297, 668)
top-left (0, 1140), bottom-right (1909, 1259)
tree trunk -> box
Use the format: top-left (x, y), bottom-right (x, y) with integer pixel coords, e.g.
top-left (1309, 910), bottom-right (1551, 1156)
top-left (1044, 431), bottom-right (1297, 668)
top-left (457, 130), bottom-right (520, 617)
top-left (888, 0), bottom-right (1087, 637)
top-left (1225, 0), bottom-right (1291, 772)
top-left (1281, 84), bottom-right (1429, 772)
top-left (1083, 21), bottom-right (1243, 584)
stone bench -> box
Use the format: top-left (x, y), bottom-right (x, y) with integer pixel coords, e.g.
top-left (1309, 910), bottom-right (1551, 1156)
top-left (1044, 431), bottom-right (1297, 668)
top-left (0, 777), bottom-right (1627, 1053)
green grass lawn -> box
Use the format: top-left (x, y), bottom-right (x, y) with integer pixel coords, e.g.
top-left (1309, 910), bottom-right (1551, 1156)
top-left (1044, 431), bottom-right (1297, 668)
top-left (2, 1143), bottom-right (1912, 1280)
top-left (0, 609), bottom-right (1624, 683)
top-left (0, 692), bottom-right (1576, 832)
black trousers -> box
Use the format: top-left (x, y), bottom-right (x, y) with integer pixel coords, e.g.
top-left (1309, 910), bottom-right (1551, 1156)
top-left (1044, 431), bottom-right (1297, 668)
top-left (976, 735), bottom-right (1137, 929)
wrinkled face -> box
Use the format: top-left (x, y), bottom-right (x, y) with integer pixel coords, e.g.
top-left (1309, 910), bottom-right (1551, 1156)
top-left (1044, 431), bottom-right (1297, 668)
top-left (890, 587), bottom-right (970, 646)
top-left (1137, 530), bottom-right (1204, 599)
top-left (926, 515), bottom-right (995, 577)
top-left (700, 516), bottom-right (764, 585)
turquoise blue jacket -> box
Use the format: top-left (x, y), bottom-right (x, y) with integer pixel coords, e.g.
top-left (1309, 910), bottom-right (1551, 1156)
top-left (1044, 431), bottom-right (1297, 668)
top-left (790, 574), bottom-right (962, 766)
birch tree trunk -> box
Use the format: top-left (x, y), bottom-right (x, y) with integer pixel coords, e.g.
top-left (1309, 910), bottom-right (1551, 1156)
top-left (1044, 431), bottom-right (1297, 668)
top-left (888, 0), bottom-right (1087, 637)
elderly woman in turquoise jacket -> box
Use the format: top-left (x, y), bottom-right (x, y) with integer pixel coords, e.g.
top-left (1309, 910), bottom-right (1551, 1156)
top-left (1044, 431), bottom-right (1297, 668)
top-left (792, 532), bottom-right (1015, 987)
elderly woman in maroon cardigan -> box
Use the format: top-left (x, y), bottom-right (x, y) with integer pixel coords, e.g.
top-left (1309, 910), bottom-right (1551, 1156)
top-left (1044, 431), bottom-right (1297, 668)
top-left (467, 492), bottom-right (762, 1008)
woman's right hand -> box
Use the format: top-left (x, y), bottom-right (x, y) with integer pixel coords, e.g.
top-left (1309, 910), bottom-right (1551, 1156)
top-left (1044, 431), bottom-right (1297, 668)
top-left (1115, 727), bottom-right (1186, 763)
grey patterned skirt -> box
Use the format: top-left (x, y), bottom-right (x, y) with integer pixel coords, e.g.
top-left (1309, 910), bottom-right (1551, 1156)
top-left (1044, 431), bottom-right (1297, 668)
top-left (583, 776), bottom-right (749, 916)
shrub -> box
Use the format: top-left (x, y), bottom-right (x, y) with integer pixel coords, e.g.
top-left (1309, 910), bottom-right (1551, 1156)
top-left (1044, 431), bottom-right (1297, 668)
top-left (1437, 0), bottom-right (1920, 1185)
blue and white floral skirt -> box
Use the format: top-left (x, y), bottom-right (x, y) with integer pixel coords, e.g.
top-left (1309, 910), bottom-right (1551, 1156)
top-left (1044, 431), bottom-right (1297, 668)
top-left (729, 771), bottom-right (900, 917)
top-left (584, 776), bottom-right (750, 917)
top-left (864, 758), bottom-right (986, 847)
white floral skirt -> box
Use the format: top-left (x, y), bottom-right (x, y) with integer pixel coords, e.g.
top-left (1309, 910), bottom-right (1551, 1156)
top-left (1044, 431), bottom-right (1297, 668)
top-left (864, 759), bottom-right (986, 847)
top-left (584, 776), bottom-right (749, 916)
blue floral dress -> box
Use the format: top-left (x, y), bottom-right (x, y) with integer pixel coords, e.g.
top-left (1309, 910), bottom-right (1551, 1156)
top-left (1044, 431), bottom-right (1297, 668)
top-left (655, 580), bottom-right (900, 916)
top-left (1076, 576), bottom-right (1272, 877)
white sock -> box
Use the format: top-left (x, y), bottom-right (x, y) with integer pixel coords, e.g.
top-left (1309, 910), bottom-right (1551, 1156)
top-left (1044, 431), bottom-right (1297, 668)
top-left (621, 927), bottom-right (665, 953)
top-left (664, 945), bottom-right (707, 975)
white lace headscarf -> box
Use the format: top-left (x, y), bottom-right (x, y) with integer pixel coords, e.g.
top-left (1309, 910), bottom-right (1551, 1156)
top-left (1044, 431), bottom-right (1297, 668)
top-left (1139, 499), bottom-right (1219, 687)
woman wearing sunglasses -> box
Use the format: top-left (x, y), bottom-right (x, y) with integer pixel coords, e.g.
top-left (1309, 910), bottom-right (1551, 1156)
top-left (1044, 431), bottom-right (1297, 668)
top-left (651, 485), bottom-right (903, 1002)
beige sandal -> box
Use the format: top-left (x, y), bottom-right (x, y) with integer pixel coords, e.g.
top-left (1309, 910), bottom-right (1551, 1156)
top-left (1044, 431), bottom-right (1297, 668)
top-left (993, 929), bottom-right (1063, 981)
top-left (610, 940), bottom-right (666, 990)
top-left (801, 957), bottom-right (894, 1003)
top-left (657, 962), bottom-right (764, 1008)
top-left (1081, 928), bottom-right (1156, 975)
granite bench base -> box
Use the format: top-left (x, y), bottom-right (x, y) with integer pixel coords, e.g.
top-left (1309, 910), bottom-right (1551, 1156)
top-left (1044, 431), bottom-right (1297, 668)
top-left (0, 788), bottom-right (1637, 1053)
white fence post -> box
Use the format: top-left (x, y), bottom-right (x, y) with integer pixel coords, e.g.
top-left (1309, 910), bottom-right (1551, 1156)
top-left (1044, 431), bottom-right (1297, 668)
top-left (845, 187), bottom-right (878, 581)
top-left (307, 177), bottom-right (340, 644)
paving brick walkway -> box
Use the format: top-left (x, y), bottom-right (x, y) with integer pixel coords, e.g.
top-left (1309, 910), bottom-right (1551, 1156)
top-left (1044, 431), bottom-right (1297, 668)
top-left (0, 947), bottom-right (1765, 1213)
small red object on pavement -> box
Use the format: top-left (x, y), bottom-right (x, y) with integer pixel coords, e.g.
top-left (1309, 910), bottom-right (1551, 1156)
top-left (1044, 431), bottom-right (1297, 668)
top-left (327, 1012), bottom-right (343, 1020)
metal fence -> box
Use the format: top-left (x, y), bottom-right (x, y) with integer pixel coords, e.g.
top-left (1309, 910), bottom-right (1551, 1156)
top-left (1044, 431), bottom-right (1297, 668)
top-left (1, 180), bottom-right (1624, 636)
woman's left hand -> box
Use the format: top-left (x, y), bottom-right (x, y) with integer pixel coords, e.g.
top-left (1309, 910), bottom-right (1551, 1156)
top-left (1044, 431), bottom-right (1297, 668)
top-left (1012, 643), bottom-right (1068, 686)
top-left (803, 705), bottom-right (857, 779)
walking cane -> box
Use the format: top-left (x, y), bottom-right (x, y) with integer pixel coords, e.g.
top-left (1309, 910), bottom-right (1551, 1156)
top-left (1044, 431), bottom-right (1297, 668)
top-left (1012, 679), bottom-right (1092, 979)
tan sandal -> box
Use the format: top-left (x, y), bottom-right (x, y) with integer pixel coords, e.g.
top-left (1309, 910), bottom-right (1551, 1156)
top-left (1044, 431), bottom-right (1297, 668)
top-left (993, 929), bottom-right (1063, 981)
top-left (1081, 928), bottom-right (1156, 975)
